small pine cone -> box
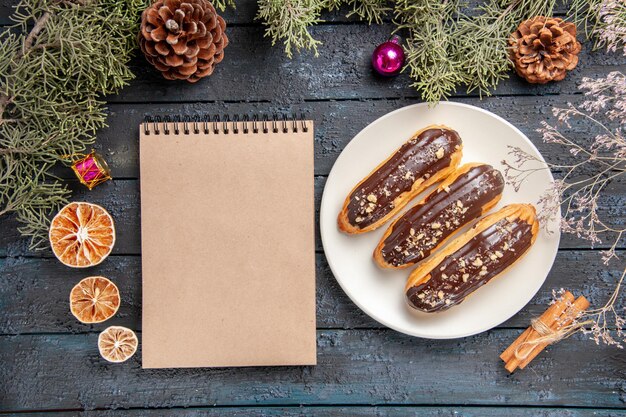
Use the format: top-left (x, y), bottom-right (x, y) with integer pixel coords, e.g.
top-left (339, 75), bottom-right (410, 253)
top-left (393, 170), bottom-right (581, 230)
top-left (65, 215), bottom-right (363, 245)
top-left (509, 16), bottom-right (581, 84)
top-left (138, 0), bottom-right (228, 83)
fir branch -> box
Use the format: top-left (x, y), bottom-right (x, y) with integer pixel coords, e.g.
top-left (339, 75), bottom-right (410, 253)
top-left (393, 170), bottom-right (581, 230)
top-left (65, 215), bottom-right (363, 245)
top-left (569, 0), bottom-right (606, 40)
top-left (0, 0), bottom-right (147, 250)
top-left (455, 0), bottom-right (558, 97)
top-left (394, 0), bottom-right (464, 103)
top-left (211, 0), bottom-right (235, 11)
top-left (256, 0), bottom-right (325, 57)
top-left (345, 0), bottom-right (390, 24)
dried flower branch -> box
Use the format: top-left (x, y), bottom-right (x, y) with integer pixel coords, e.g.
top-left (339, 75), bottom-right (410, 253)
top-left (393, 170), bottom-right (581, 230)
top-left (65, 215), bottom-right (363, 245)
top-left (569, 0), bottom-right (626, 54)
top-left (580, 267), bottom-right (626, 347)
top-left (502, 71), bottom-right (626, 263)
top-left (549, 267), bottom-right (626, 348)
top-left (502, 71), bottom-right (625, 347)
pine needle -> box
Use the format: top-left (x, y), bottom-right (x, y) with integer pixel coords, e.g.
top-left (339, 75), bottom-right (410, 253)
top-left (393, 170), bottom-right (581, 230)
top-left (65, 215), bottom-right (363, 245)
top-left (0, 0), bottom-right (147, 250)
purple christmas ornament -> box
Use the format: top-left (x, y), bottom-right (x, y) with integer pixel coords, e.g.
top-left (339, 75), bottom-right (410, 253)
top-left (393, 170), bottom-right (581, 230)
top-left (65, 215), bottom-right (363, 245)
top-left (371, 35), bottom-right (405, 77)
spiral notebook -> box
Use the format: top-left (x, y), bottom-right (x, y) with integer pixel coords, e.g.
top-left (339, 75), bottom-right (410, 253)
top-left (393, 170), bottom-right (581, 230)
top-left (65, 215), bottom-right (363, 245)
top-left (139, 115), bottom-right (316, 368)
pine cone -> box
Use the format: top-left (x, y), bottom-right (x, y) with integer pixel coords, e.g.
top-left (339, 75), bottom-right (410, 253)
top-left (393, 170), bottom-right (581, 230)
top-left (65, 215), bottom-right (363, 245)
top-left (509, 16), bottom-right (581, 84)
top-left (138, 0), bottom-right (228, 83)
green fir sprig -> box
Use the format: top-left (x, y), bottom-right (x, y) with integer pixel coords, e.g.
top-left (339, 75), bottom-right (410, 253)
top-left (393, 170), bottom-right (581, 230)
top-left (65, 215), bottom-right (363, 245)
top-left (394, 0), bottom-right (463, 103)
top-left (345, 0), bottom-right (390, 24)
top-left (256, 0), bottom-right (326, 58)
top-left (0, 0), bottom-right (146, 249)
top-left (211, 0), bottom-right (235, 11)
top-left (454, 0), bottom-right (558, 97)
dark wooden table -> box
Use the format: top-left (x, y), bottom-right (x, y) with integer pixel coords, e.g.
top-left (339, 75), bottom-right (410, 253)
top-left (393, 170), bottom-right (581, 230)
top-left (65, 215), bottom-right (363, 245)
top-left (1, 0), bottom-right (626, 415)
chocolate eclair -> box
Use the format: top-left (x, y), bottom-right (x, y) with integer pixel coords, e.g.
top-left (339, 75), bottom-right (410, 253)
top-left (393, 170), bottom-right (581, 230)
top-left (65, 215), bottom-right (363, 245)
top-left (374, 163), bottom-right (505, 269)
top-left (338, 125), bottom-right (463, 234)
top-left (405, 204), bottom-right (539, 313)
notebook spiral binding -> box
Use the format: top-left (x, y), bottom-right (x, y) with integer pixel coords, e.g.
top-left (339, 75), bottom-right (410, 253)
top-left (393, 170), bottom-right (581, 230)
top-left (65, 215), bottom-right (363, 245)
top-left (143, 114), bottom-right (309, 136)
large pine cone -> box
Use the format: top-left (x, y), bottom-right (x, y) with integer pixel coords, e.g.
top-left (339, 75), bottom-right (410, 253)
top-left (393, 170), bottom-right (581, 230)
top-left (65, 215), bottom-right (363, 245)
top-left (509, 16), bottom-right (581, 84)
top-left (139, 0), bottom-right (228, 83)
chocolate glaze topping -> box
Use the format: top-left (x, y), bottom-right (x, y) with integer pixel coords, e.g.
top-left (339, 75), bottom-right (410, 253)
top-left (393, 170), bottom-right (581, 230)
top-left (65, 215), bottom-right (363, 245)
top-left (406, 217), bottom-right (533, 313)
top-left (346, 128), bottom-right (462, 229)
top-left (380, 164), bottom-right (504, 267)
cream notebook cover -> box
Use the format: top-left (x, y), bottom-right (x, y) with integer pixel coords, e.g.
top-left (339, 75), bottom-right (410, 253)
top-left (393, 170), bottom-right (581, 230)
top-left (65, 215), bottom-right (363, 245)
top-left (139, 115), bottom-right (316, 368)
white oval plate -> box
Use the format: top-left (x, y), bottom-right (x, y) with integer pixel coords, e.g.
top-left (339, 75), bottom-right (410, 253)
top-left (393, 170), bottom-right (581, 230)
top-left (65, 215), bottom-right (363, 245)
top-left (320, 102), bottom-right (560, 339)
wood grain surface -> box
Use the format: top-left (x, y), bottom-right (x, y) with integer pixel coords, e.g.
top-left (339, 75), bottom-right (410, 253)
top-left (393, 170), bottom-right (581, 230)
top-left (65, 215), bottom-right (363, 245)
top-left (2, 410), bottom-right (626, 417)
top-left (1, 330), bottom-right (625, 411)
top-left (0, 0), bottom-right (625, 415)
top-left (1, 250), bottom-right (624, 333)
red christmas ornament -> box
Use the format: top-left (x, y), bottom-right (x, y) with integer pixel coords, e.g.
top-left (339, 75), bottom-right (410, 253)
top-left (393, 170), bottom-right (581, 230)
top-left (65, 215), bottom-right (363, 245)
top-left (70, 151), bottom-right (112, 190)
top-left (371, 35), bottom-right (405, 77)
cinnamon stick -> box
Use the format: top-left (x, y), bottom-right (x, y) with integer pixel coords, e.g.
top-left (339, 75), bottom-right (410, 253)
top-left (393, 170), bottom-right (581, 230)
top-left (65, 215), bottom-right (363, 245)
top-left (501, 291), bottom-right (575, 373)
top-left (517, 295), bottom-right (589, 370)
top-left (500, 327), bottom-right (532, 364)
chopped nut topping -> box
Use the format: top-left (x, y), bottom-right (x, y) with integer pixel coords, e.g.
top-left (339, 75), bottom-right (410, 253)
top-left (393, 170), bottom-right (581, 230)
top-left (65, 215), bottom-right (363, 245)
top-left (418, 293), bottom-right (425, 299)
top-left (410, 228), bottom-right (415, 236)
top-left (462, 273), bottom-right (469, 282)
top-left (437, 291), bottom-right (444, 300)
top-left (355, 217), bottom-right (364, 223)
top-left (442, 273), bottom-right (448, 279)
top-left (489, 253), bottom-right (498, 261)
top-left (431, 222), bottom-right (441, 229)
top-left (443, 186), bottom-right (451, 193)
top-left (456, 200), bottom-right (464, 208)
top-left (479, 270), bottom-right (488, 276)
top-left (472, 258), bottom-right (483, 267)
top-left (435, 147), bottom-right (445, 159)
top-left (367, 194), bottom-right (377, 203)
top-left (495, 251), bottom-right (504, 258)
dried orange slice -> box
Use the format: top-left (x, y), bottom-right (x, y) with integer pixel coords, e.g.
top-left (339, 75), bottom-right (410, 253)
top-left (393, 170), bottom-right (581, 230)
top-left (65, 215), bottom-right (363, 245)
top-left (98, 326), bottom-right (138, 363)
top-left (70, 276), bottom-right (120, 323)
top-left (49, 202), bottom-right (115, 268)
